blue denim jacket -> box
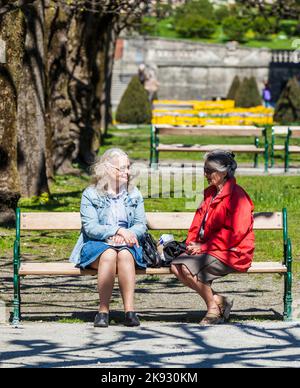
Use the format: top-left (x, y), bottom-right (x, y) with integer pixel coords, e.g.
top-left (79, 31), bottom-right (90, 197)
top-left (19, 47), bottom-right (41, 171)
top-left (69, 186), bottom-right (147, 265)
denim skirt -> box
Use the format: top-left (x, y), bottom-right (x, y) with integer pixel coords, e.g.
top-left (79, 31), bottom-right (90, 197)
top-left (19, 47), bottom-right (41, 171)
top-left (77, 240), bottom-right (146, 269)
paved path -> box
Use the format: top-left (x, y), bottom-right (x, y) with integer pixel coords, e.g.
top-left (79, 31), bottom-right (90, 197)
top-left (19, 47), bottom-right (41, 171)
top-left (1, 322), bottom-right (300, 368)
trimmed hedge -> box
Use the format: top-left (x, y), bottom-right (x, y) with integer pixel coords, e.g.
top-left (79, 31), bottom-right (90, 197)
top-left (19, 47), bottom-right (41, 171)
top-left (227, 75), bottom-right (241, 101)
top-left (116, 76), bottom-right (152, 124)
top-left (274, 77), bottom-right (300, 124)
top-left (235, 77), bottom-right (262, 108)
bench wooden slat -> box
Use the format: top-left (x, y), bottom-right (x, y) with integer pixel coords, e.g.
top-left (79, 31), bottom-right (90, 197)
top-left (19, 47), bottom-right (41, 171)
top-left (20, 212), bottom-right (283, 230)
top-left (19, 262), bottom-right (287, 276)
top-left (273, 145), bottom-right (300, 153)
top-left (157, 126), bottom-right (263, 137)
top-left (289, 146), bottom-right (300, 153)
top-left (157, 144), bottom-right (265, 153)
top-left (273, 126), bottom-right (300, 136)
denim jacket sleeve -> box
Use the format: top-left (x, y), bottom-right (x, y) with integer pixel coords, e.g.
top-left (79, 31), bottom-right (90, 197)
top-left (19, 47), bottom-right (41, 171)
top-left (80, 190), bottom-right (119, 240)
top-left (128, 190), bottom-right (148, 239)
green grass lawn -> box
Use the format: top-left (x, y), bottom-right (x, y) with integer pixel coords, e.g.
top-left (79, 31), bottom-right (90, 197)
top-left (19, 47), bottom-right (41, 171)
top-left (144, 19), bottom-right (297, 50)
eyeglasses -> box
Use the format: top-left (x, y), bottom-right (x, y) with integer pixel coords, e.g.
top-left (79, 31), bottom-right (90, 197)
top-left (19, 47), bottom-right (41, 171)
top-left (204, 167), bottom-right (217, 175)
top-left (108, 163), bottom-right (131, 173)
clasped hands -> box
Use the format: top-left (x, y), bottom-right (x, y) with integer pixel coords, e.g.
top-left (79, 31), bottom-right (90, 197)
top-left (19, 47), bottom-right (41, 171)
top-left (111, 228), bottom-right (140, 248)
top-left (186, 242), bottom-right (202, 255)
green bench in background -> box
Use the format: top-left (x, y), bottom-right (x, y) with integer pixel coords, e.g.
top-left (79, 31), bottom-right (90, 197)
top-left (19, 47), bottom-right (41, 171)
top-left (150, 125), bottom-right (269, 172)
top-left (271, 126), bottom-right (300, 171)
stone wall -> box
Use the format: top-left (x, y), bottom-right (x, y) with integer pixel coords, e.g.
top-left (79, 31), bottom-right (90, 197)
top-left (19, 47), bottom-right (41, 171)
top-left (111, 36), bottom-right (300, 109)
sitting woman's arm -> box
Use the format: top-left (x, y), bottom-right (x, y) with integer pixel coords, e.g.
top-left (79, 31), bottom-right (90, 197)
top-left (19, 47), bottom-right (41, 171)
top-left (201, 193), bottom-right (253, 253)
top-left (127, 193), bottom-right (147, 240)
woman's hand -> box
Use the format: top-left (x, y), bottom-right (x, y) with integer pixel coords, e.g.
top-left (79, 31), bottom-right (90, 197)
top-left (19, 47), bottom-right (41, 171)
top-left (186, 242), bottom-right (202, 255)
top-left (111, 235), bottom-right (126, 245)
top-left (117, 228), bottom-right (140, 248)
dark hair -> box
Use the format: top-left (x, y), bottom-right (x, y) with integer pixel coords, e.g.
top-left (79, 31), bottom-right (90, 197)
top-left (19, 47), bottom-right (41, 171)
top-left (204, 150), bottom-right (237, 178)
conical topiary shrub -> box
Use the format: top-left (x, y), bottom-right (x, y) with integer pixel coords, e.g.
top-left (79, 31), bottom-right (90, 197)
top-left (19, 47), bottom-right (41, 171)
top-left (227, 75), bottom-right (240, 101)
top-left (235, 77), bottom-right (262, 108)
top-left (235, 77), bottom-right (249, 108)
top-left (274, 77), bottom-right (300, 124)
top-left (247, 76), bottom-right (262, 107)
top-left (116, 76), bottom-right (152, 124)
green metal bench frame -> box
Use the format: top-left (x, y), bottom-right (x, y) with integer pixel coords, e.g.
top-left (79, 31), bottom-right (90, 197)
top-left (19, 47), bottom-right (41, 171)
top-left (150, 125), bottom-right (269, 172)
top-left (12, 208), bottom-right (293, 325)
top-left (271, 126), bottom-right (300, 172)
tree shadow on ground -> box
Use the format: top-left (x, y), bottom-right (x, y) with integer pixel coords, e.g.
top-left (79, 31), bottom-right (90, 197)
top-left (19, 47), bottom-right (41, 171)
top-left (1, 322), bottom-right (300, 368)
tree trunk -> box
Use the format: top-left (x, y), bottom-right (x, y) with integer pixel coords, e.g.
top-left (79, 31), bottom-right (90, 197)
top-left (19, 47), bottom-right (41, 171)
top-left (100, 23), bottom-right (117, 137)
top-left (0, 9), bottom-right (24, 222)
top-left (67, 11), bottom-right (105, 167)
top-left (46, 5), bottom-right (80, 175)
top-left (17, 1), bottom-right (50, 197)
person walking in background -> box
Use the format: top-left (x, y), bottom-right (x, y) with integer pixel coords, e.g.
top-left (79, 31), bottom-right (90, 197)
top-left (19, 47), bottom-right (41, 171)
top-left (262, 81), bottom-right (273, 108)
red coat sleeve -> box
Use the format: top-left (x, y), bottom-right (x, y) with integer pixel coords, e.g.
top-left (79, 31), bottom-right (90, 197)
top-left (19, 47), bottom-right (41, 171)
top-left (200, 191), bottom-right (254, 252)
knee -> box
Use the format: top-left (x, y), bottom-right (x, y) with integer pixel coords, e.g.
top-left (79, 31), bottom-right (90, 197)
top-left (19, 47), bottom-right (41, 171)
top-left (170, 264), bottom-right (179, 275)
top-left (101, 249), bottom-right (117, 263)
top-left (117, 250), bottom-right (134, 263)
top-left (181, 265), bottom-right (192, 279)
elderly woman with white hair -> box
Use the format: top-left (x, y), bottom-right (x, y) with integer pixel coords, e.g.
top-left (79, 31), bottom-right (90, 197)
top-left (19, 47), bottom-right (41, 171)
top-left (171, 150), bottom-right (255, 325)
top-left (70, 148), bottom-right (147, 328)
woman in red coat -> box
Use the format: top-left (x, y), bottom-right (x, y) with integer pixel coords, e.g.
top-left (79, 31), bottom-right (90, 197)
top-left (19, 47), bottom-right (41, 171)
top-left (171, 150), bottom-right (255, 325)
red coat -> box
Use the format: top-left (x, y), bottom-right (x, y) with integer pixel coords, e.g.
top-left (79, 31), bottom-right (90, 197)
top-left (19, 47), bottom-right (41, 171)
top-left (186, 178), bottom-right (255, 272)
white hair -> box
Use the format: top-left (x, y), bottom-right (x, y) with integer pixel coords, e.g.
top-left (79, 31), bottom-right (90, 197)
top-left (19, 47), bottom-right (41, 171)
top-left (204, 150), bottom-right (237, 178)
top-left (90, 148), bottom-right (137, 194)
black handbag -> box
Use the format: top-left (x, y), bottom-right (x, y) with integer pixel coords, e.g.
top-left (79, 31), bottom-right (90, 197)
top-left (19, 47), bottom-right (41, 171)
top-left (163, 240), bottom-right (187, 265)
top-left (141, 233), bottom-right (162, 268)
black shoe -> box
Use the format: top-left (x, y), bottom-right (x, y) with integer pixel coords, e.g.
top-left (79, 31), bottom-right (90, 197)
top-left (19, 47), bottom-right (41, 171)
top-left (94, 312), bottom-right (109, 328)
top-left (124, 311), bottom-right (140, 327)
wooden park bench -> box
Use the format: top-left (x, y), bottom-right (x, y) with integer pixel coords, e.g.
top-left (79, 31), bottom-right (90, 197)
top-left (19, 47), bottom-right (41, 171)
top-left (150, 125), bottom-right (269, 172)
top-left (271, 126), bottom-right (300, 172)
top-left (12, 208), bottom-right (293, 325)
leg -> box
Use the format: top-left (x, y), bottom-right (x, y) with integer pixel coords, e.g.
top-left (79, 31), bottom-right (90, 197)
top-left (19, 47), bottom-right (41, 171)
top-left (117, 250), bottom-right (136, 313)
top-left (89, 248), bottom-right (117, 313)
top-left (172, 264), bottom-right (229, 307)
top-left (171, 264), bottom-right (198, 291)
top-left (180, 265), bottom-right (219, 313)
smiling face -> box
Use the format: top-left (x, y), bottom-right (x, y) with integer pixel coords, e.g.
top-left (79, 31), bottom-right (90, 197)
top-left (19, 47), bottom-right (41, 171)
top-left (204, 165), bottom-right (227, 188)
top-left (108, 155), bottom-right (131, 189)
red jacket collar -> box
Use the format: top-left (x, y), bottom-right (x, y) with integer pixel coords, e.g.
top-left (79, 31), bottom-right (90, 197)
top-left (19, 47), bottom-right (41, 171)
top-left (205, 177), bottom-right (236, 202)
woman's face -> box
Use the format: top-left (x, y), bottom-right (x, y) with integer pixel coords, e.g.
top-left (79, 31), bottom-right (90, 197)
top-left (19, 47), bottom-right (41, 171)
top-left (204, 165), bottom-right (227, 188)
top-left (108, 156), bottom-right (130, 187)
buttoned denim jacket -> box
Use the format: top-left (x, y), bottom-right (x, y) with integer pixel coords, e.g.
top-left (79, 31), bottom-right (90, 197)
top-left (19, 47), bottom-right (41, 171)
top-left (69, 186), bottom-right (147, 265)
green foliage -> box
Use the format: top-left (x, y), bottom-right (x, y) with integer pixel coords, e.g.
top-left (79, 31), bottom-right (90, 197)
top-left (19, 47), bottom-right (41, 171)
top-left (274, 77), bottom-right (300, 124)
top-left (235, 77), bottom-right (261, 108)
top-left (139, 16), bottom-right (157, 35)
top-left (279, 20), bottom-right (298, 37)
top-left (175, 14), bottom-right (216, 38)
top-left (222, 16), bottom-right (248, 42)
top-left (227, 75), bottom-right (241, 101)
top-left (214, 4), bottom-right (230, 24)
top-left (116, 76), bottom-right (152, 124)
top-left (247, 76), bottom-right (262, 107)
top-left (175, 0), bottom-right (215, 21)
top-left (251, 17), bottom-right (277, 40)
